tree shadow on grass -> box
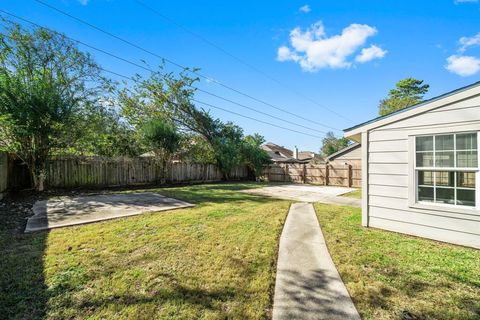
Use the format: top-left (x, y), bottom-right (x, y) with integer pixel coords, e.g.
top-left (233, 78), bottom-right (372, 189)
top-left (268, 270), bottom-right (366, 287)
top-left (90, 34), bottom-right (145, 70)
top-left (76, 272), bottom-right (248, 319)
top-left (0, 229), bottom-right (49, 319)
top-left (274, 268), bottom-right (360, 320)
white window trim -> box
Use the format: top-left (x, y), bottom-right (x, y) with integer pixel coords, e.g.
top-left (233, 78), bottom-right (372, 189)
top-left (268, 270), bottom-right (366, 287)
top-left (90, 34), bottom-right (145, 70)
top-left (408, 131), bottom-right (479, 215)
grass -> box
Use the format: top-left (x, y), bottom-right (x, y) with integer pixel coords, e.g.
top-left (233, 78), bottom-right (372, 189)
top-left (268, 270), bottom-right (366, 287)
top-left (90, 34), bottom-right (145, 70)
top-left (0, 183), bottom-right (290, 320)
top-left (315, 203), bottom-right (480, 320)
top-left (341, 188), bottom-right (362, 199)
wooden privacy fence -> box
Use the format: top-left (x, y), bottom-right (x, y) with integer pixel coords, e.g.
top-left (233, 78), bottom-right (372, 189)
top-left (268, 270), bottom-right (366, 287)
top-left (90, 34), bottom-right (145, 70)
top-left (44, 157), bottom-right (249, 188)
top-left (261, 163), bottom-right (361, 188)
top-left (8, 156), bottom-right (250, 190)
top-left (0, 152), bottom-right (7, 197)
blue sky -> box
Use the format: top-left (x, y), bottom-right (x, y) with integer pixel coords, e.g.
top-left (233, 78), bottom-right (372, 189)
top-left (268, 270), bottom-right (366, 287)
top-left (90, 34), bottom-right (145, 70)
top-left (3, 0), bottom-right (480, 151)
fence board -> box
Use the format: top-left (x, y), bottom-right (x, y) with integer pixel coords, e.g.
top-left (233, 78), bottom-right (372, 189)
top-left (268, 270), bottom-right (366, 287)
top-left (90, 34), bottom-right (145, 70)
top-left (26, 157), bottom-right (250, 189)
top-left (0, 153), bottom-right (7, 198)
top-left (262, 163), bottom-right (361, 187)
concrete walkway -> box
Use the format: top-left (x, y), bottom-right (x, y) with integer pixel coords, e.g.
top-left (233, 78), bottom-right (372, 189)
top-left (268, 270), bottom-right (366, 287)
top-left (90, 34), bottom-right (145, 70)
top-left (273, 203), bottom-right (360, 320)
top-left (243, 185), bottom-right (361, 207)
top-left (25, 192), bottom-right (194, 232)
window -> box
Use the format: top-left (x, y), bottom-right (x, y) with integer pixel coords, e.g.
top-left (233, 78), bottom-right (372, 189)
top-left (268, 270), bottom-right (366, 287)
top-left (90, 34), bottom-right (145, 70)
top-left (415, 132), bottom-right (478, 208)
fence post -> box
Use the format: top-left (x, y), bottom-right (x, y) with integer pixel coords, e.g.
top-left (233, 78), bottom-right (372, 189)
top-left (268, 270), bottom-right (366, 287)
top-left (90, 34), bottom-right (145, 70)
top-left (302, 163), bottom-right (306, 184)
top-left (348, 164), bottom-right (352, 187)
top-left (285, 164), bottom-right (289, 182)
top-left (325, 164), bottom-right (329, 186)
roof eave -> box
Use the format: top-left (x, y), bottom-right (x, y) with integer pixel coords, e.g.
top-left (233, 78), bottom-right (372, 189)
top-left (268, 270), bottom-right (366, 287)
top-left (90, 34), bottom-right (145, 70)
top-left (344, 81), bottom-right (480, 137)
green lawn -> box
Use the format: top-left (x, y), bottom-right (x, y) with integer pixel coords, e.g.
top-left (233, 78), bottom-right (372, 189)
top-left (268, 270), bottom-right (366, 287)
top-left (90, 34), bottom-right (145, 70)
top-left (341, 188), bottom-right (362, 199)
top-left (315, 203), bottom-right (480, 320)
top-left (0, 183), bottom-right (290, 320)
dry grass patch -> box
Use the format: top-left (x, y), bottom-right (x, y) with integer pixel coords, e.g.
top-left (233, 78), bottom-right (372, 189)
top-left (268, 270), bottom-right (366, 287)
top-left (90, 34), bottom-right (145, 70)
top-left (1, 183), bottom-right (289, 319)
top-left (315, 203), bottom-right (480, 320)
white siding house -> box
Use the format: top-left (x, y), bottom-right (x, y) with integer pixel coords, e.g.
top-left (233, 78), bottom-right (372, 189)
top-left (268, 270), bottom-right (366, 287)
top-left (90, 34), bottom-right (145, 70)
top-left (344, 82), bottom-right (480, 249)
top-left (326, 142), bottom-right (361, 167)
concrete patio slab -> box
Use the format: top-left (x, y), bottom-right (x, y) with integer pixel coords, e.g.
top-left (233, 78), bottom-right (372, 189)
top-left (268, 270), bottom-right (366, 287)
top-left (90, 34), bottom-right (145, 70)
top-left (273, 203), bottom-right (360, 320)
top-left (242, 184), bottom-right (361, 207)
top-left (25, 192), bottom-right (194, 232)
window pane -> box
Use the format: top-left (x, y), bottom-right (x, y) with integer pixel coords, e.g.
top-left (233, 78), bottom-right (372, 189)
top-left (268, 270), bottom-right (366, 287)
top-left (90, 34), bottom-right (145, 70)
top-left (418, 171), bottom-right (434, 186)
top-left (418, 187), bottom-right (434, 202)
top-left (435, 151), bottom-right (454, 167)
top-left (416, 152), bottom-right (433, 167)
top-left (436, 188), bottom-right (455, 205)
top-left (416, 136), bottom-right (433, 151)
top-left (456, 133), bottom-right (477, 150)
top-left (457, 150), bottom-right (478, 168)
top-left (435, 171), bottom-right (454, 187)
top-left (457, 189), bottom-right (476, 207)
top-left (435, 135), bottom-right (454, 151)
top-left (457, 172), bottom-right (476, 189)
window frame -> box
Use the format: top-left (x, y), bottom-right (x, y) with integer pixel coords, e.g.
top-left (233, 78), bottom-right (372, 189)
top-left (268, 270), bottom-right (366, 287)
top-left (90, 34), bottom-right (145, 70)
top-left (410, 131), bottom-right (479, 213)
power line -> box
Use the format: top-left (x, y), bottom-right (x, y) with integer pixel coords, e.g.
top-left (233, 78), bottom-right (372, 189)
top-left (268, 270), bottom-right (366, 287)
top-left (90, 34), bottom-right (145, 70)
top-left (133, 0), bottom-right (352, 122)
top-left (32, 0), bottom-right (343, 132)
top-left (98, 68), bottom-right (324, 139)
top-left (191, 99), bottom-right (324, 139)
top-left (0, 10), bottom-right (329, 135)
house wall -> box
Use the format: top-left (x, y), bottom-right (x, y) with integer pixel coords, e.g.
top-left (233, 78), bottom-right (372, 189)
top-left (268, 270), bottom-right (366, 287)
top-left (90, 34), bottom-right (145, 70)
top-left (366, 94), bottom-right (480, 248)
top-left (0, 152), bottom-right (7, 200)
top-left (328, 145), bottom-right (362, 168)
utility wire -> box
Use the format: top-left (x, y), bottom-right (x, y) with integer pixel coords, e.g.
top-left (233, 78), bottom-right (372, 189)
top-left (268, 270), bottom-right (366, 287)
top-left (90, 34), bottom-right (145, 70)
top-left (133, 0), bottom-right (352, 122)
top-left (0, 10), bottom-right (328, 135)
top-left (98, 68), bottom-right (324, 139)
top-left (32, 0), bottom-right (343, 131)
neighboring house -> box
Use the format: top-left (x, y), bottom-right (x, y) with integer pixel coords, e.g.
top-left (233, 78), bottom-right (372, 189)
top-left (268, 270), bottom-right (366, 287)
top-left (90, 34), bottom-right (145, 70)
top-left (326, 142), bottom-right (361, 167)
top-left (344, 81), bottom-right (480, 249)
top-left (261, 142), bottom-right (324, 163)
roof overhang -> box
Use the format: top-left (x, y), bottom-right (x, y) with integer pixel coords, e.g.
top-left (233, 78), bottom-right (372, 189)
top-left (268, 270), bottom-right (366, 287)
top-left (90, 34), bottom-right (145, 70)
top-left (326, 142), bottom-right (361, 161)
top-left (344, 81), bottom-right (480, 140)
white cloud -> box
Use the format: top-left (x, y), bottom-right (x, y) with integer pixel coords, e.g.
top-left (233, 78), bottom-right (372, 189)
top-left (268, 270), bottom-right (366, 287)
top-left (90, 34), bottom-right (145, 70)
top-left (355, 45), bottom-right (387, 63)
top-left (459, 32), bottom-right (480, 52)
top-left (78, 0), bottom-right (89, 5)
top-left (299, 5), bottom-right (311, 13)
top-left (445, 55), bottom-right (480, 76)
top-left (276, 21), bottom-right (385, 71)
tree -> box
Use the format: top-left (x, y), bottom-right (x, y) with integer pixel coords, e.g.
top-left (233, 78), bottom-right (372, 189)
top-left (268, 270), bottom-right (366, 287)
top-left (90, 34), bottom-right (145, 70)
top-left (241, 134), bottom-right (271, 177)
top-left (118, 68), bottom-right (271, 178)
top-left (0, 22), bottom-right (108, 190)
top-left (67, 102), bottom-right (143, 157)
top-left (321, 132), bottom-right (350, 156)
top-left (379, 78), bottom-right (429, 116)
top-left (140, 118), bottom-right (182, 179)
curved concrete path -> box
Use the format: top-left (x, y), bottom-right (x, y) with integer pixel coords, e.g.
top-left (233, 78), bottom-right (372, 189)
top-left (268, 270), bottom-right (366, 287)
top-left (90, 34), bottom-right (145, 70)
top-left (273, 203), bottom-right (360, 320)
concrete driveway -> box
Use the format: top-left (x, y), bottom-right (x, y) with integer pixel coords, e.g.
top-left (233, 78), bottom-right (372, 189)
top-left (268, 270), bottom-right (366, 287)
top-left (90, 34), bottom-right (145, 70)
top-left (242, 184), bottom-right (361, 207)
top-left (25, 192), bottom-right (194, 232)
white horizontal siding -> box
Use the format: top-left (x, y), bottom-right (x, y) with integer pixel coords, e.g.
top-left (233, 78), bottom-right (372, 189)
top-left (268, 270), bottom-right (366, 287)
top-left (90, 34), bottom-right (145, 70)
top-left (369, 185), bottom-right (408, 199)
top-left (335, 146), bottom-right (362, 160)
top-left (369, 174), bottom-right (408, 187)
top-left (366, 96), bottom-right (480, 248)
top-left (369, 139), bottom-right (408, 152)
top-left (369, 152), bottom-right (408, 164)
top-left (369, 163), bottom-right (408, 175)
top-left (370, 206), bottom-right (480, 234)
top-left (369, 216), bottom-right (480, 249)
